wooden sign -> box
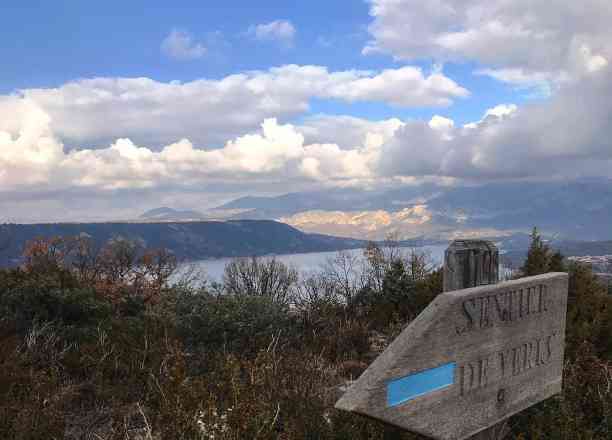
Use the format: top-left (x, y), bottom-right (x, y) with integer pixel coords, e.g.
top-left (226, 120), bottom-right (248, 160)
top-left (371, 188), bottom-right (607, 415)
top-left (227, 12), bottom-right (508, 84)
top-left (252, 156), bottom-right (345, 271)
top-left (335, 273), bottom-right (569, 440)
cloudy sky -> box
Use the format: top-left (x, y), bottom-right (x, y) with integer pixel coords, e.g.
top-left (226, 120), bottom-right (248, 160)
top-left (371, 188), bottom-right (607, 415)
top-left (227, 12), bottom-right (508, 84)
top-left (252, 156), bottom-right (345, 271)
top-left (1, 0), bottom-right (611, 222)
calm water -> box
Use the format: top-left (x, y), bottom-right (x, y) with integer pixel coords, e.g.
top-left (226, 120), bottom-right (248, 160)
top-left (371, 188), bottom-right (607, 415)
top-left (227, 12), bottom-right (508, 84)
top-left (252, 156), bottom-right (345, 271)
top-left (172, 244), bottom-right (449, 284)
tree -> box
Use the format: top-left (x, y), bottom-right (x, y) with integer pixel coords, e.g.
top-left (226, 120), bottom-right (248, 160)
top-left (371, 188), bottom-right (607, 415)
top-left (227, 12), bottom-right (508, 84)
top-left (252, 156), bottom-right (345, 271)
top-left (381, 259), bottom-right (417, 315)
top-left (362, 241), bottom-right (386, 292)
top-left (65, 234), bottom-right (103, 284)
top-left (565, 262), bottom-right (612, 360)
top-left (20, 236), bottom-right (77, 289)
top-left (321, 250), bottom-right (361, 304)
top-left (548, 250), bottom-right (566, 272)
top-left (521, 227), bottom-right (566, 276)
top-left (22, 236), bottom-right (67, 273)
top-left (361, 236), bottom-right (433, 293)
top-left (223, 256), bottom-right (298, 305)
top-left (136, 247), bottom-right (178, 303)
top-left (98, 238), bottom-right (142, 284)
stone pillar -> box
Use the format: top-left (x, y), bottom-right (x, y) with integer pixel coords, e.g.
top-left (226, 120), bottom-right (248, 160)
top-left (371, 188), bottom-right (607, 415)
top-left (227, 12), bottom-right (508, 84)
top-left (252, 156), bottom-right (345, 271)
top-left (443, 240), bottom-right (499, 292)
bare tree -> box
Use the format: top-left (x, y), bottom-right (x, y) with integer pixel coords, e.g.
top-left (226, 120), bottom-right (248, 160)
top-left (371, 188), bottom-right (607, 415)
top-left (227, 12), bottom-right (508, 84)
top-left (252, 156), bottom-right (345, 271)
top-left (64, 234), bottom-right (104, 284)
top-left (223, 256), bottom-right (298, 305)
top-left (98, 238), bottom-right (142, 285)
top-left (136, 248), bottom-right (178, 302)
top-left (405, 247), bottom-right (434, 282)
top-left (362, 241), bottom-right (386, 292)
top-left (321, 250), bottom-right (361, 303)
top-left (360, 233), bottom-right (436, 296)
top-left (295, 272), bottom-right (340, 309)
top-left (22, 236), bottom-right (68, 272)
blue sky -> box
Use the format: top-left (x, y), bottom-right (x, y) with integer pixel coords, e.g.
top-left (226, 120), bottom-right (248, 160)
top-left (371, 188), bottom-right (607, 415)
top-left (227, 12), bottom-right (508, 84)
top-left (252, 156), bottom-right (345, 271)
top-left (1, 0), bottom-right (611, 222)
top-left (0, 1), bottom-right (524, 125)
top-left (2, 1), bottom-right (370, 87)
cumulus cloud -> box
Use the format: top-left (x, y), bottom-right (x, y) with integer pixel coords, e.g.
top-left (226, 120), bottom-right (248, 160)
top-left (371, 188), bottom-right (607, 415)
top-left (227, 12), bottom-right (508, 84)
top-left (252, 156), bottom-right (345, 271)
top-left (428, 115), bottom-right (454, 131)
top-left (323, 66), bottom-right (469, 107)
top-left (248, 20), bottom-right (296, 46)
top-left (161, 29), bottom-right (207, 60)
top-left (19, 65), bottom-right (467, 148)
top-left (3, 67), bottom-right (612, 222)
top-left (6, 69), bottom-right (611, 198)
top-left (365, 0), bottom-right (612, 86)
top-left (475, 69), bottom-right (565, 97)
top-left (0, 98), bottom-right (376, 197)
top-left (378, 68), bottom-right (612, 180)
top-left (297, 115), bottom-right (404, 150)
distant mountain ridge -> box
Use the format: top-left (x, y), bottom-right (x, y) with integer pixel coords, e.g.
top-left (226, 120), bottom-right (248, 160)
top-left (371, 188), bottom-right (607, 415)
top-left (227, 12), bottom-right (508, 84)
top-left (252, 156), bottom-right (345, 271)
top-left (140, 207), bottom-right (207, 221)
top-left (213, 179), bottom-right (612, 241)
top-left (0, 220), bottom-right (368, 268)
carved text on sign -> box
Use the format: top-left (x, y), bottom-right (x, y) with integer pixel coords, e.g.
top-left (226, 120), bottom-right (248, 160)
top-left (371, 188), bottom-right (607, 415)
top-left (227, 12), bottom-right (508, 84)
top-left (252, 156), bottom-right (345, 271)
top-left (456, 283), bottom-right (549, 334)
top-left (459, 332), bottom-right (558, 396)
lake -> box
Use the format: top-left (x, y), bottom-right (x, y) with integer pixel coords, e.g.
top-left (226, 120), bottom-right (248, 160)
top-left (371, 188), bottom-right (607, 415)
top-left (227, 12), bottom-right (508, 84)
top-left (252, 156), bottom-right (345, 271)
top-left (172, 244), bottom-right (449, 285)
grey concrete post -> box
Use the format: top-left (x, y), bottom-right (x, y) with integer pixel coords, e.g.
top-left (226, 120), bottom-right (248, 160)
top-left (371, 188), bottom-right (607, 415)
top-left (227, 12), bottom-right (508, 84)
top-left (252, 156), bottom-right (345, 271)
top-left (444, 239), bottom-right (507, 440)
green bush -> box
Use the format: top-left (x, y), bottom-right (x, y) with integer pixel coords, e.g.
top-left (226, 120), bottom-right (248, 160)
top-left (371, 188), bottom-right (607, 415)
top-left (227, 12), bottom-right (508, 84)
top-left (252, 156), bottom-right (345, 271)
top-left (0, 286), bottom-right (111, 331)
top-left (175, 291), bottom-right (293, 355)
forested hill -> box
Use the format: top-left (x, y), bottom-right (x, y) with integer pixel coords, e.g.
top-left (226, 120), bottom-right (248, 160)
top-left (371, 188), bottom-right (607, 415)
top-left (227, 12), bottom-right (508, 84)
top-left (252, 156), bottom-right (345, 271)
top-left (0, 220), bottom-right (367, 267)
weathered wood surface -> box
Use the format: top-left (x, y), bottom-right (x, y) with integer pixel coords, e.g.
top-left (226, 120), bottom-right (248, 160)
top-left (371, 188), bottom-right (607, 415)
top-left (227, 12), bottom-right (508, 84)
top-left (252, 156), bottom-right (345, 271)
top-left (446, 240), bottom-right (504, 440)
top-left (335, 273), bottom-right (569, 440)
top-left (444, 240), bottom-right (499, 292)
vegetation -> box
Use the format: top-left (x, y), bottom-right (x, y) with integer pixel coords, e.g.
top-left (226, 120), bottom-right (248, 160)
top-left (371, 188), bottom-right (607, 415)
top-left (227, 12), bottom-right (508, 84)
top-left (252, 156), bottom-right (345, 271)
top-left (511, 228), bottom-right (612, 439)
top-left (0, 230), bottom-right (611, 439)
top-left (520, 227), bottom-right (566, 276)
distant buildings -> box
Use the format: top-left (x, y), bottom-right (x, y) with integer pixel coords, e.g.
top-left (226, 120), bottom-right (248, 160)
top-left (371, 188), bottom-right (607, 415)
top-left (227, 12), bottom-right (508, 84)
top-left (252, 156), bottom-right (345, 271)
top-left (566, 255), bottom-right (612, 293)
top-left (567, 255), bottom-right (612, 272)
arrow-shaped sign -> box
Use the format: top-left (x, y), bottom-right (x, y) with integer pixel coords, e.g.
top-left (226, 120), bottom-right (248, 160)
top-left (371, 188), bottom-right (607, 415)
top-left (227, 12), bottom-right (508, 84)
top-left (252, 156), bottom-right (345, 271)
top-left (336, 273), bottom-right (568, 440)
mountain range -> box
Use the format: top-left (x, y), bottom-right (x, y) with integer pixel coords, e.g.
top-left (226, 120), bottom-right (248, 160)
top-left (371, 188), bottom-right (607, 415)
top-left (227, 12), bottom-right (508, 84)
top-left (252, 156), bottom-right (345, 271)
top-left (145, 179), bottom-right (612, 241)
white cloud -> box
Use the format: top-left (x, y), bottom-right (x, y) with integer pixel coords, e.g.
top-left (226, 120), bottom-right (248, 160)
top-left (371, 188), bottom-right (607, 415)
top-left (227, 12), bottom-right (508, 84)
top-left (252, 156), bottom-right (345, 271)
top-left (463, 104), bottom-right (518, 129)
top-left (379, 68), bottom-right (612, 180)
top-left (161, 29), bottom-right (207, 60)
top-left (365, 0), bottom-right (612, 85)
top-left (297, 115), bottom-right (404, 150)
top-left (249, 20), bottom-right (296, 46)
top-left (20, 65), bottom-right (467, 148)
top-left (0, 98), bottom-right (378, 196)
top-left (475, 69), bottom-right (564, 97)
top-left (3, 68), bottom-right (612, 221)
top-left (428, 115), bottom-right (454, 131)
top-left (324, 66), bottom-right (469, 107)
top-left (8, 74), bottom-right (610, 198)
top-left (482, 104), bottom-right (517, 120)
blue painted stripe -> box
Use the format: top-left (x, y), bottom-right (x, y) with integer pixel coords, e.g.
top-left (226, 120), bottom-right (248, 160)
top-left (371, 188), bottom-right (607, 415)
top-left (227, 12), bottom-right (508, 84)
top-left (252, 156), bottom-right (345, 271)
top-left (387, 362), bottom-right (456, 407)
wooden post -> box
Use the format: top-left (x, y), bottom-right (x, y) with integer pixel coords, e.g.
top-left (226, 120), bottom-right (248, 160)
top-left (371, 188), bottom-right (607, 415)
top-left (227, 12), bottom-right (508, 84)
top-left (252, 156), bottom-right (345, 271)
top-left (443, 240), bottom-right (499, 293)
top-left (444, 240), bottom-right (507, 440)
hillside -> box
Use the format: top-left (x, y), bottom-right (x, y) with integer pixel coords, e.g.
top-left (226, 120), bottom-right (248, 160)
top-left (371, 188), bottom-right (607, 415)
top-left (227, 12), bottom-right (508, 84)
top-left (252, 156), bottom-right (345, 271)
top-left (0, 220), bottom-right (367, 267)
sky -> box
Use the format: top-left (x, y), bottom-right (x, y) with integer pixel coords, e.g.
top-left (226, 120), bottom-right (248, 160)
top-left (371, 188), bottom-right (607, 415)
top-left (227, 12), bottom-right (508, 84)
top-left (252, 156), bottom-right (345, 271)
top-left (1, 0), bottom-right (612, 222)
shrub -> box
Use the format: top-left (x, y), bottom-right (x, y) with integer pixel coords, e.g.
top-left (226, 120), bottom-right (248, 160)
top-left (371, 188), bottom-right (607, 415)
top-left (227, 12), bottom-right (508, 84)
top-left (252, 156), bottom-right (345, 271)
top-left (0, 286), bottom-right (111, 332)
top-left (223, 256), bottom-right (298, 305)
top-left (175, 291), bottom-right (293, 356)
